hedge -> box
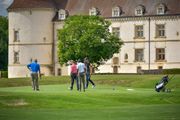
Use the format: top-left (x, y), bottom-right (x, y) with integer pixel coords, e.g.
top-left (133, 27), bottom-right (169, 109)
top-left (162, 68), bottom-right (180, 74)
top-left (0, 71), bottom-right (8, 78)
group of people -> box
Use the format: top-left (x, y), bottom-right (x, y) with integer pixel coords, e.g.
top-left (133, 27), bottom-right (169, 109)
top-left (27, 58), bottom-right (95, 92)
top-left (70, 58), bottom-right (95, 92)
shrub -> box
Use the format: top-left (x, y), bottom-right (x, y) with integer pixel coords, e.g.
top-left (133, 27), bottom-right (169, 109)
top-left (162, 68), bottom-right (180, 74)
top-left (0, 71), bottom-right (8, 78)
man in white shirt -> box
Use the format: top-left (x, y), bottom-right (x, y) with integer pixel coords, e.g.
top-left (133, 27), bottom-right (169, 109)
top-left (77, 59), bottom-right (86, 92)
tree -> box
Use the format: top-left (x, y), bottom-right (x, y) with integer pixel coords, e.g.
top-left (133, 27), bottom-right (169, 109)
top-left (0, 16), bottom-right (8, 70)
top-left (57, 15), bottom-right (123, 65)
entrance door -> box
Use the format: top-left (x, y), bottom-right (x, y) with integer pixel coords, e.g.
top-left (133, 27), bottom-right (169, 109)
top-left (113, 66), bottom-right (118, 73)
top-left (137, 66), bottom-right (142, 74)
top-left (57, 68), bottom-right (61, 76)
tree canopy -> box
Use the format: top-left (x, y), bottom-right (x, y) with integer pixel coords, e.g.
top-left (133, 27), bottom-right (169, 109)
top-left (57, 15), bottom-right (123, 65)
top-left (0, 16), bottom-right (8, 70)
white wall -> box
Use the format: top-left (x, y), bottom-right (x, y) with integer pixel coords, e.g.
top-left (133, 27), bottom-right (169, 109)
top-left (8, 9), bottom-right (180, 77)
top-left (8, 9), bottom-right (55, 78)
top-left (53, 22), bottom-right (70, 76)
top-left (97, 17), bottom-right (180, 73)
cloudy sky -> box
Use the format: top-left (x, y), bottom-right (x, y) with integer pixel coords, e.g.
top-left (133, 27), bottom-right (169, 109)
top-left (0, 0), bottom-right (13, 16)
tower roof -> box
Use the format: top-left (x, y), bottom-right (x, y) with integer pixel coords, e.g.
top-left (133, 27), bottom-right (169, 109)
top-left (7, 0), bottom-right (56, 10)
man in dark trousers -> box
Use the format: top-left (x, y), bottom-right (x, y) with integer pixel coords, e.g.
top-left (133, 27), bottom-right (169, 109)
top-left (84, 58), bottom-right (95, 89)
top-left (77, 59), bottom-right (86, 92)
top-left (27, 59), bottom-right (41, 91)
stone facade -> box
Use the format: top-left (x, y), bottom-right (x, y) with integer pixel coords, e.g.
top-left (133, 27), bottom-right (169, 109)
top-left (8, 9), bottom-right (55, 77)
top-left (8, 0), bottom-right (180, 78)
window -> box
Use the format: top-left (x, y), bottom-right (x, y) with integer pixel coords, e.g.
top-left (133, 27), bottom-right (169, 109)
top-left (135, 5), bottom-right (145, 16)
top-left (157, 7), bottom-right (163, 14)
top-left (58, 9), bottom-right (66, 20)
top-left (14, 51), bottom-right (20, 64)
top-left (137, 66), bottom-right (142, 73)
top-left (89, 7), bottom-right (98, 16)
top-left (135, 49), bottom-right (144, 62)
top-left (158, 66), bottom-right (163, 70)
top-left (59, 13), bottom-right (65, 19)
top-left (29, 10), bottom-right (32, 15)
top-left (124, 53), bottom-right (128, 62)
top-left (113, 66), bottom-right (118, 73)
top-left (113, 57), bottom-right (119, 64)
top-left (136, 9), bottom-right (141, 15)
top-left (156, 48), bottom-right (165, 61)
top-left (14, 30), bottom-right (19, 42)
top-left (112, 27), bottom-right (120, 38)
top-left (156, 24), bottom-right (165, 37)
top-left (112, 6), bottom-right (121, 17)
top-left (135, 25), bottom-right (144, 38)
top-left (157, 3), bottom-right (166, 15)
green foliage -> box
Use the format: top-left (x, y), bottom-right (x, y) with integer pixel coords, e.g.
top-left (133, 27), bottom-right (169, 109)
top-left (57, 15), bottom-right (123, 65)
top-left (163, 68), bottom-right (180, 74)
top-left (0, 71), bottom-right (8, 78)
top-left (0, 16), bottom-right (8, 70)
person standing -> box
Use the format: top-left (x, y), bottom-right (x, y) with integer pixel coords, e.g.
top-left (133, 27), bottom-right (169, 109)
top-left (70, 60), bottom-right (79, 91)
top-left (27, 59), bottom-right (41, 91)
top-left (77, 59), bottom-right (86, 92)
top-left (84, 58), bottom-right (95, 88)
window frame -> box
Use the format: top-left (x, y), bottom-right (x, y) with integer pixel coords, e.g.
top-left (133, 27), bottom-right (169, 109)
top-left (156, 24), bottom-right (166, 38)
top-left (112, 27), bottom-right (120, 38)
top-left (135, 5), bottom-right (145, 16)
top-left (112, 6), bottom-right (121, 17)
top-left (134, 25), bottom-right (144, 39)
top-left (14, 30), bottom-right (20, 42)
top-left (58, 9), bottom-right (66, 20)
top-left (14, 51), bottom-right (20, 64)
top-left (124, 53), bottom-right (128, 62)
top-left (89, 7), bottom-right (98, 16)
top-left (156, 48), bottom-right (165, 61)
top-left (112, 57), bottom-right (119, 65)
top-left (134, 49), bottom-right (144, 62)
top-left (157, 4), bottom-right (166, 15)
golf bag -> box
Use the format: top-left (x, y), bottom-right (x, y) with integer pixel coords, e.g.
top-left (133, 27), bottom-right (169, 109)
top-left (155, 75), bottom-right (169, 92)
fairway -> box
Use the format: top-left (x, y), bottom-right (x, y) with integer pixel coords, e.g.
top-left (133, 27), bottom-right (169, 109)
top-left (0, 75), bottom-right (180, 120)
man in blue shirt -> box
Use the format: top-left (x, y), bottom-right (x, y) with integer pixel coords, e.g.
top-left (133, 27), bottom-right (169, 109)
top-left (27, 59), bottom-right (41, 91)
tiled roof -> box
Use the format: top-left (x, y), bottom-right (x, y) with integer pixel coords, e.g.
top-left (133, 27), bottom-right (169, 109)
top-left (7, 0), bottom-right (56, 10)
top-left (8, 0), bottom-right (180, 17)
top-left (63, 0), bottom-right (180, 17)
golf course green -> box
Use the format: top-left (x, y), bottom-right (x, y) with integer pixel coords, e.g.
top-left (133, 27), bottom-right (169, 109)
top-left (0, 75), bottom-right (179, 120)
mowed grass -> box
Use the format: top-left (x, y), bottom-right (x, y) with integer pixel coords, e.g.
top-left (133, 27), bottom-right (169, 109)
top-left (0, 75), bottom-right (180, 120)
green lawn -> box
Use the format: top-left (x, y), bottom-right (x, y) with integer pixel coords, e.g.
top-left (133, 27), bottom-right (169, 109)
top-left (0, 75), bottom-right (180, 120)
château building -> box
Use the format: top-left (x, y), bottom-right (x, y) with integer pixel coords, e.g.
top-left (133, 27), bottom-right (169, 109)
top-left (8, 0), bottom-right (180, 78)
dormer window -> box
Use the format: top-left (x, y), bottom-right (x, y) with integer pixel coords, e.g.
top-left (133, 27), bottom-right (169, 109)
top-left (89, 7), bottom-right (98, 16)
top-left (135, 5), bottom-right (145, 16)
top-left (112, 6), bottom-right (121, 17)
top-left (58, 9), bottom-right (67, 20)
top-left (157, 3), bottom-right (166, 15)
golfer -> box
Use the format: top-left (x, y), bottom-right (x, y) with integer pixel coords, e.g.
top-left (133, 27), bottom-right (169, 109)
top-left (84, 57), bottom-right (95, 88)
top-left (70, 60), bottom-right (79, 91)
top-left (77, 59), bottom-right (86, 92)
top-left (27, 59), bottom-right (41, 91)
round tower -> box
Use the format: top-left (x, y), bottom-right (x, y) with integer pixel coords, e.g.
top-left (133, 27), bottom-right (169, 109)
top-left (8, 0), bottom-right (55, 78)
